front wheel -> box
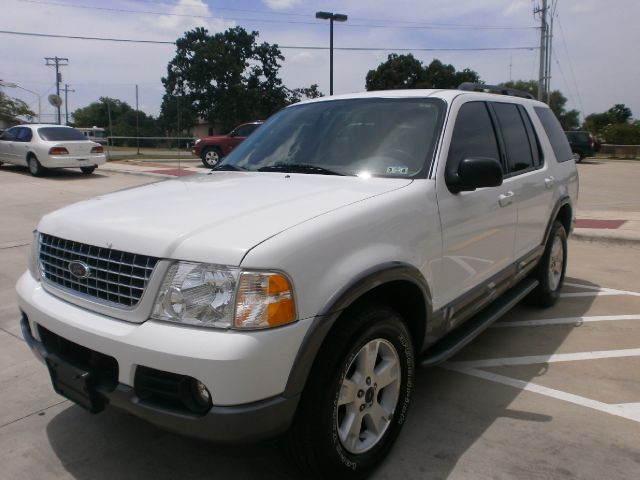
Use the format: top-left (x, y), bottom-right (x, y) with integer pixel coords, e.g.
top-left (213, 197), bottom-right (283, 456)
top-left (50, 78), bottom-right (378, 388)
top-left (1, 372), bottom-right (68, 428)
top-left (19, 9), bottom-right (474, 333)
top-left (285, 305), bottom-right (414, 479)
top-left (528, 220), bottom-right (568, 307)
top-left (80, 166), bottom-right (96, 174)
top-left (572, 151), bottom-right (583, 163)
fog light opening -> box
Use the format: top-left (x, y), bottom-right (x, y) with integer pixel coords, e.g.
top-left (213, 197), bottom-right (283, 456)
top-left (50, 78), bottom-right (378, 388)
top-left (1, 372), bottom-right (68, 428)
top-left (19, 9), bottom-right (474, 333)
top-left (187, 379), bottom-right (212, 414)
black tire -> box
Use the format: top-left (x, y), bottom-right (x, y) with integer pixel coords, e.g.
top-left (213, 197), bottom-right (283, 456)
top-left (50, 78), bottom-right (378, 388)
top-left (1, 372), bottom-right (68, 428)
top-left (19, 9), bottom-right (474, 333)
top-left (284, 305), bottom-right (414, 479)
top-left (27, 155), bottom-right (44, 177)
top-left (80, 166), bottom-right (96, 174)
top-left (572, 151), bottom-right (584, 163)
top-left (200, 147), bottom-right (223, 168)
top-left (527, 220), bottom-right (568, 307)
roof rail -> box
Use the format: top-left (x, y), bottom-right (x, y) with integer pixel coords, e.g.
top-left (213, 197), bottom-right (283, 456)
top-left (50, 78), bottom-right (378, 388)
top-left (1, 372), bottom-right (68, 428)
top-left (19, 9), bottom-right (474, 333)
top-left (457, 82), bottom-right (535, 100)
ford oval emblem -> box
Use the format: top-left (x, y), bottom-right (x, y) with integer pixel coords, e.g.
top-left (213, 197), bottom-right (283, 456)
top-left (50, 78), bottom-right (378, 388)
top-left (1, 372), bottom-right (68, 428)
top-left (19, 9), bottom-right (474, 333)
top-left (68, 260), bottom-right (91, 279)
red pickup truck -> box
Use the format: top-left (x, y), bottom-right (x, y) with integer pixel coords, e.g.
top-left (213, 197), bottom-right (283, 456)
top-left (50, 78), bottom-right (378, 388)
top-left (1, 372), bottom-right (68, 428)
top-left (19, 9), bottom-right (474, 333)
top-left (192, 122), bottom-right (263, 168)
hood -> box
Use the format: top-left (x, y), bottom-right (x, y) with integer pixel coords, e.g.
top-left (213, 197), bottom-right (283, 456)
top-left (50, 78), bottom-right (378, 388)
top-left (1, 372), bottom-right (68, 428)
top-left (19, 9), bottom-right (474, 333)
top-left (38, 172), bottom-right (412, 266)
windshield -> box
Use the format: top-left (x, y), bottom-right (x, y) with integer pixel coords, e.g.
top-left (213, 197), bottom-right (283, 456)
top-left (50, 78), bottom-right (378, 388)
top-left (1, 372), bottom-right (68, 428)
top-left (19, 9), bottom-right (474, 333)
top-left (220, 98), bottom-right (444, 177)
top-left (38, 127), bottom-right (87, 141)
top-left (93, 130), bottom-right (107, 138)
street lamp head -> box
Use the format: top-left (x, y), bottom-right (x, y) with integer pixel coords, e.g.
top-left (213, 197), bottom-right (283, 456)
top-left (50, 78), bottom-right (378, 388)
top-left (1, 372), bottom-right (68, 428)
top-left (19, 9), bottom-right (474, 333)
top-left (315, 11), bottom-right (348, 22)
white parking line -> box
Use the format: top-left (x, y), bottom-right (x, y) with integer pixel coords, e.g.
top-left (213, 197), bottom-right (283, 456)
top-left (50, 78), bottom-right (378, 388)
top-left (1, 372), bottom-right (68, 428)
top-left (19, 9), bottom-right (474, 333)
top-left (445, 282), bottom-right (640, 423)
top-left (444, 365), bottom-right (640, 423)
top-left (446, 348), bottom-right (640, 369)
top-left (493, 314), bottom-right (640, 328)
top-left (562, 283), bottom-right (640, 297)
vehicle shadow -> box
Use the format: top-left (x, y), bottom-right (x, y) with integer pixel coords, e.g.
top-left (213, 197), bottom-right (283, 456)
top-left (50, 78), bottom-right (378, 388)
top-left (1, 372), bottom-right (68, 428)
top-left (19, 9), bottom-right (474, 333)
top-left (46, 277), bottom-right (599, 480)
top-left (577, 159), bottom-right (604, 165)
top-left (0, 164), bottom-right (108, 180)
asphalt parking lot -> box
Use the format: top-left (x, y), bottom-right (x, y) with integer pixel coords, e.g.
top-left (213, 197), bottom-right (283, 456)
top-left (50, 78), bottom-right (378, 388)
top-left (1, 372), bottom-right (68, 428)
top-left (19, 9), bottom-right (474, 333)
top-left (0, 161), bottom-right (638, 479)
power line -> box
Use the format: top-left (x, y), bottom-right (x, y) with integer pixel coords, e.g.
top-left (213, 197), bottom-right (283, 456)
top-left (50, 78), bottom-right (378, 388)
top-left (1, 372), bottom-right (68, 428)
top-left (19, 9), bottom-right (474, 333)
top-left (16, 0), bottom-right (538, 30)
top-left (0, 30), bottom-right (538, 52)
top-left (555, 15), bottom-right (585, 115)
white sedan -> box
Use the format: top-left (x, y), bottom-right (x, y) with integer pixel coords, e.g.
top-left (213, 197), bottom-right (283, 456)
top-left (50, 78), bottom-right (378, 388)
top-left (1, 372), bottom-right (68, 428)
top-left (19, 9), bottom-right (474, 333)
top-left (0, 124), bottom-right (106, 176)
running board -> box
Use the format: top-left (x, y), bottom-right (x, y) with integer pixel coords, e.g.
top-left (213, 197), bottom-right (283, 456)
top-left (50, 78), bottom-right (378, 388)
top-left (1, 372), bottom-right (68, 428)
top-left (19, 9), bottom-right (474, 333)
top-left (419, 278), bottom-right (539, 368)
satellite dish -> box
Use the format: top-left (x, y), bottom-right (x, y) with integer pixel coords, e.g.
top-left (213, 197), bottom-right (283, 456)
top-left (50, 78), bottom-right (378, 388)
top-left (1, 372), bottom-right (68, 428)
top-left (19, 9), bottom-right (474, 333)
top-left (48, 94), bottom-right (63, 107)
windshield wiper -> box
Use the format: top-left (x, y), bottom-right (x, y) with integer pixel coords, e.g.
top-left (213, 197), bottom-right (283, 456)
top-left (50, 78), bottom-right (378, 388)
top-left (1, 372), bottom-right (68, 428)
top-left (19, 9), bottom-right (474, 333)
top-left (210, 164), bottom-right (246, 172)
top-left (257, 164), bottom-right (345, 176)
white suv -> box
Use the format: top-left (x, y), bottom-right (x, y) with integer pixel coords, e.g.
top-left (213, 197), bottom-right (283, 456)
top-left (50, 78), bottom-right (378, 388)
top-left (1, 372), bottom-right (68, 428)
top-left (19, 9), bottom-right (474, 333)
top-left (17, 86), bottom-right (577, 478)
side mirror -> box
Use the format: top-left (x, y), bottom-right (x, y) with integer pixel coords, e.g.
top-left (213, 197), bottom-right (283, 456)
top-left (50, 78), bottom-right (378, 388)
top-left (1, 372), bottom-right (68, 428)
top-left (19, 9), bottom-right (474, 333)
top-left (446, 157), bottom-right (503, 193)
top-left (229, 130), bottom-right (238, 137)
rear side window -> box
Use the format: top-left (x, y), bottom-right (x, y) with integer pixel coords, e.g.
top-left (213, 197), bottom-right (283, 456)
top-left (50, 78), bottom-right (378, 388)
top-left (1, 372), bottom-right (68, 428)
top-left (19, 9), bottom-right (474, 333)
top-left (16, 127), bottom-right (33, 142)
top-left (493, 103), bottom-right (534, 173)
top-left (534, 107), bottom-right (573, 162)
top-left (235, 124), bottom-right (260, 137)
top-left (447, 102), bottom-right (501, 176)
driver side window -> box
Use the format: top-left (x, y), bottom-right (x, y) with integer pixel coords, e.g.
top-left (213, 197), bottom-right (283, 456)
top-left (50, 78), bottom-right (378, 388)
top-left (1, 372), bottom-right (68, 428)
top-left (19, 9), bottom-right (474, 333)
top-left (446, 101), bottom-right (501, 178)
top-left (1, 127), bottom-right (19, 141)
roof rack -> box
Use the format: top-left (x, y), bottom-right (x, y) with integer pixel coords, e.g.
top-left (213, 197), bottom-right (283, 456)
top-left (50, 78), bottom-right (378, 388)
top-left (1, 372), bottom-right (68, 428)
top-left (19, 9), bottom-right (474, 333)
top-left (457, 82), bottom-right (535, 100)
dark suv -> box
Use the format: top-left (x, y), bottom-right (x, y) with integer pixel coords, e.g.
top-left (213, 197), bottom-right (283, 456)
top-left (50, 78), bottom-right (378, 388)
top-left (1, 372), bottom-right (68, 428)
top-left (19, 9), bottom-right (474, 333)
top-left (565, 130), bottom-right (599, 162)
top-left (192, 122), bottom-right (263, 168)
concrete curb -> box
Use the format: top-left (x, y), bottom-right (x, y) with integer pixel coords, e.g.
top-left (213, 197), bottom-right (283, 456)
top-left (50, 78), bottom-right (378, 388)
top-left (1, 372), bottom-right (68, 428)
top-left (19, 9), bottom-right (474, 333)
top-left (571, 229), bottom-right (640, 248)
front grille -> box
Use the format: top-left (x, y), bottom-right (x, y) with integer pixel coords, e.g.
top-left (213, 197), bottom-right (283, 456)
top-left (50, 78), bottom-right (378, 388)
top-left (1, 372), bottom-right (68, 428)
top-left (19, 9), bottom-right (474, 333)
top-left (38, 233), bottom-right (159, 308)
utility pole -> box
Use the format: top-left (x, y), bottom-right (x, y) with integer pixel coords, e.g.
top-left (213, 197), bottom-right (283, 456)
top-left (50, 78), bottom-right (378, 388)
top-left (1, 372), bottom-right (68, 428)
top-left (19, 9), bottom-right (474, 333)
top-left (135, 84), bottom-right (140, 155)
top-left (44, 56), bottom-right (69, 124)
top-left (535, 1), bottom-right (549, 103)
top-left (63, 83), bottom-right (75, 125)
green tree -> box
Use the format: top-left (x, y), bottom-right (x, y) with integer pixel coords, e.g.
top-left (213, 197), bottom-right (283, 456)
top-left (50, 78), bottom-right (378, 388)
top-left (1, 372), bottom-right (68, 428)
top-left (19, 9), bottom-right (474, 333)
top-left (286, 84), bottom-right (324, 104)
top-left (163, 26), bottom-right (294, 132)
top-left (72, 97), bottom-right (161, 144)
top-left (0, 91), bottom-right (35, 126)
top-left (157, 93), bottom-right (198, 136)
top-left (601, 122), bottom-right (640, 144)
top-left (500, 80), bottom-right (580, 130)
top-left (365, 54), bottom-right (481, 91)
top-left (582, 104), bottom-right (633, 136)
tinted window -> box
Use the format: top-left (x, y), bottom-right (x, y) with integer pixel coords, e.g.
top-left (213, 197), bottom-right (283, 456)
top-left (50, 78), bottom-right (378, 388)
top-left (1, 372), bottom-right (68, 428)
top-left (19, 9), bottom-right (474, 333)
top-left (234, 124), bottom-right (260, 137)
top-left (222, 98), bottom-right (445, 178)
top-left (519, 105), bottom-right (543, 166)
top-left (38, 127), bottom-right (87, 141)
top-left (447, 101), bottom-right (500, 176)
top-left (1, 127), bottom-right (19, 141)
top-left (16, 127), bottom-right (33, 142)
top-left (493, 103), bottom-right (534, 173)
top-left (534, 107), bottom-right (573, 162)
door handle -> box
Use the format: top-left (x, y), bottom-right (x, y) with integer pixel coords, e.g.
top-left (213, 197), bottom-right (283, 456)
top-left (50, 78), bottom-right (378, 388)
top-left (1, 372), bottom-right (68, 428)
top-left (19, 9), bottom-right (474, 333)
top-left (544, 176), bottom-right (556, 189)
top-left (498, 191), bottom-right (515, 207)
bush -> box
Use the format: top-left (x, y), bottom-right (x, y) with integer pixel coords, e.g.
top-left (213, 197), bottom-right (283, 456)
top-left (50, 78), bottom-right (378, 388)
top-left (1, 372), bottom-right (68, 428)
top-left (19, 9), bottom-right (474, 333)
top-left (602, 122), bottom-right (640, 145)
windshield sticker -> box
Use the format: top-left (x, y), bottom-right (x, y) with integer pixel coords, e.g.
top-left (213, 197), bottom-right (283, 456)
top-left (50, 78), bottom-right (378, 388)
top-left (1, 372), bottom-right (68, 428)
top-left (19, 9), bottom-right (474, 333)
top-left (386, 166), bottom-right (409, 175)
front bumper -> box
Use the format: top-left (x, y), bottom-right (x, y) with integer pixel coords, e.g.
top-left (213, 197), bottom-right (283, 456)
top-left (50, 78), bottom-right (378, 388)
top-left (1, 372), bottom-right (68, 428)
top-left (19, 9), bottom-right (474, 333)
top-left (16, 272), bottom-right (308, 442)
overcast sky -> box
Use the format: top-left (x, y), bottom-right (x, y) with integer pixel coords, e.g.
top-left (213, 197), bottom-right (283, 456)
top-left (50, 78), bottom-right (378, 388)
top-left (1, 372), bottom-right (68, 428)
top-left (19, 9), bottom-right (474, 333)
top-left (1, 0), bottom-right (638, 126)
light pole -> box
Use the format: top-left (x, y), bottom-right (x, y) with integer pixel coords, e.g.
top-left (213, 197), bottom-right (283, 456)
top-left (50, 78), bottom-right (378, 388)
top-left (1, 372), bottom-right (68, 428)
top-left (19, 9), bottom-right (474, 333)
top-left (315, 11), bottom-right (348, 95)
top-left (0, 80), bottom-right (42, 122)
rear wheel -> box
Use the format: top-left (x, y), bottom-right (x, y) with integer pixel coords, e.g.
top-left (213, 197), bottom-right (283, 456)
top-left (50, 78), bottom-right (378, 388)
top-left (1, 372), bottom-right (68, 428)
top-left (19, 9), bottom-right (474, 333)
top-left (528, 220), bottom-right (568, 307)
top-left (284, 305), bottom-right (414, 479)
top-left (201, 147), bottom-right (223, 168)
top-left (27, 155), bottom-right (44, 177)
top-left (80, 166), bottom-right (96, 174)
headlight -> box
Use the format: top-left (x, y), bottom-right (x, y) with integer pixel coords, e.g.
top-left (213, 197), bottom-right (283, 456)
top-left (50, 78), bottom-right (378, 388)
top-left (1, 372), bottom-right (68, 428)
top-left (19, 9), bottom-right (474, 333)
top-left (152, 262), bottom-right (297, 330)
top-left (29, 230), bottom-right (41, 280)
top-left (152, 262), bottom-right (239, 328)
top-left (194, 139), bottom-right (201, 145)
